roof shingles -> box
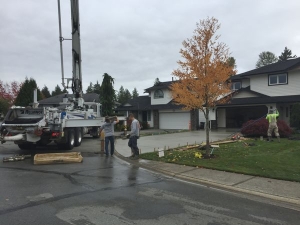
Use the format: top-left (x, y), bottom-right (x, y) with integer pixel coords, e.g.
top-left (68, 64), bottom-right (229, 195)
top-left (232, 57), bottom-right (300, 79)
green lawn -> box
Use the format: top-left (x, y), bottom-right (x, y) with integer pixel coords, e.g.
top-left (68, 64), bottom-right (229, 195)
top-left (140, 139), bottom-right (300, 182)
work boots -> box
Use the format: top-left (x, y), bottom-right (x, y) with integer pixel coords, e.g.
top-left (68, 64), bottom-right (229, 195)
top-left (267, 137), bottom-right (272, 142)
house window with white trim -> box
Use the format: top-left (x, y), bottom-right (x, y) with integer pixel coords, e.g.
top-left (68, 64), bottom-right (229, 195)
top-left (269, 73), bottom-right (287, 85)
top-left (154, 89), bottom-right (164, 99)
top-left (231, 82), bottom-right (241, 91)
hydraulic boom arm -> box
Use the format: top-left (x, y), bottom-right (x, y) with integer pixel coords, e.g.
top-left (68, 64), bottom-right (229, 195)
top-left (57, 0), bottom-right (83, 107)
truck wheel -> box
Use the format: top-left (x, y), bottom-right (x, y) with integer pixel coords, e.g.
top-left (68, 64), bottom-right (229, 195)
top-left (92, 127), bottom-right (100, 138)
top-left (65, 129), bottom-right (75, 150)
top-left (74, 128), bottom-right (82, 147)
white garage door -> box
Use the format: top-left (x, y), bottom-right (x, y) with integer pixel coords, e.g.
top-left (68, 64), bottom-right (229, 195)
top-left (159, 112), bottom-right (190, 129)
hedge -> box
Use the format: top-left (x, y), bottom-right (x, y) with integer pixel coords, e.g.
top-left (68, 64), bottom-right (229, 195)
top-left (241, 119), bottom-right (292, 137)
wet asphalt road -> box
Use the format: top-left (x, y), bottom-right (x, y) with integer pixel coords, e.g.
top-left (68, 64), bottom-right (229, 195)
top-left (0, 138), bottom-right (299, 225)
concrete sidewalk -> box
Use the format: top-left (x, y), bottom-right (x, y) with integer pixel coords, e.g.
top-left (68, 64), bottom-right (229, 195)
top-left (115, 131), bottom-right (300, 206)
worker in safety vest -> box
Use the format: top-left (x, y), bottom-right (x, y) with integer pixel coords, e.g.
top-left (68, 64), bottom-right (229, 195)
top-left (266, 108), bottom-right (280, 142)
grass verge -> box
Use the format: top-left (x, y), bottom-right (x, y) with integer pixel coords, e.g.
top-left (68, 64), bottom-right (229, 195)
top-left (140, 139), bottom-right (300, 182)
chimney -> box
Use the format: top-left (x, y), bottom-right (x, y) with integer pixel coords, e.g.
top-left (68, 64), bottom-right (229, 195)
top-left (172, 77), bottom-right (173, 81)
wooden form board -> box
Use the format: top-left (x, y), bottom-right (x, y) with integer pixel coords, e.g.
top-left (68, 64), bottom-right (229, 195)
top-left (34, 152), bottom-right (83, 165)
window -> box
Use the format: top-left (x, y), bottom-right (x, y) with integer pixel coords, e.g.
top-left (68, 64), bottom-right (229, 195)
top-left (147, 110), bottom-right (151, 121)
top-left (286, 107), bottom-right (289, 118)
top-left (154, 89), bottom-right (164, 99)
top-left (231, 82), bottom-right (241, 91)
top-left (269, 73), bottom-right (288, 85)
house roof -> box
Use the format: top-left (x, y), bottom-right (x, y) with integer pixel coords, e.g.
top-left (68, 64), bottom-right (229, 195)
top-left (144, 81), bottom-right (173, 92)
top-left (217, 94), bottom-right (300, 106)
top-left (38, 93), bottom-right (100, 104)
top-left (232, 57), bottom-right (300, 79)
top-left (116, 95), bottom-right (184, 111)
top-left (116, 96), bottom-right (151, 111)
top-left (148, 100), bottom-right (184, 110)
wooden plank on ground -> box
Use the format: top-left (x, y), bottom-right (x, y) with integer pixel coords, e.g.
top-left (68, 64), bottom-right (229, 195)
top-left (210, 140), bottom-right (237, 145)
top-left (34, 152), bottom-right (83, 165)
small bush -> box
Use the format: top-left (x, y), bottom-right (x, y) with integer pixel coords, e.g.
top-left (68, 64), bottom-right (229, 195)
top-left (241, 119), bottom-right (292, 137)
top-left (115, 123), bottom-right (127, 132)
top-left (140, 121), bottom-right (150, 130)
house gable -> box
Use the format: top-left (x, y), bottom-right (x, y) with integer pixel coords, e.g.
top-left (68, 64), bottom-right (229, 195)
top-left (230, 58), bottom-right (300, 97)
top-left (250, 70), bottom-right (300, 96)
top-left (144, 81), bottom-right (174, 105)
top-left (232, 90), bottom-right (261, 98)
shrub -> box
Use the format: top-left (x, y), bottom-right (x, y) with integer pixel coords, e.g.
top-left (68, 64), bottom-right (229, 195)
top-left (115, 123), bottom-right (126, 132)
top-left (241, 119), bottom-right (292, 137)
top-left (141, 121), bottom-right (150, 130)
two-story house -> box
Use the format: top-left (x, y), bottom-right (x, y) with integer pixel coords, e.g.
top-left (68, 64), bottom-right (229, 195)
top-left (116, 81), bottom-right (198, 130)
top-left (214, 57), bottom-right (300, 128)
top-left (117, 57), bottom-right (300, 130)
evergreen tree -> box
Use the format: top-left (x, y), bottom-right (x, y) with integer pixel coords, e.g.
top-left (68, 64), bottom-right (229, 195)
top-left (117, 86), bottom-right (126, 104)
top-left (62, 88), bottom-right (68, 94)
top-left (99, 73), bottom-right (115, 116)
top-left (93, 81), bottom-right (101, 94)
top-left (51, 85), bottom-right (63, 96)
top-left (124, 89), bottom-right (132, 102)
top-left (86, 82), bottom-right (94, 93)
top-left (41, 85), bottom-right (51, 98)
top-left (278, 47), bottom-right (297, 61)
top-left (132, 87), bottom-right (139, 98)
top-left (15, 77), bottom-right (42, 107)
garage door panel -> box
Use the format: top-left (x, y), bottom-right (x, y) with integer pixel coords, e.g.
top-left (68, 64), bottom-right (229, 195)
top-left (159, 112), bottom-right (190, 129)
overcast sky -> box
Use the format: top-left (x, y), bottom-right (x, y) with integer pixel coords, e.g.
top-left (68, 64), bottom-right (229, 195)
top-left (1, 0), bottom-right (300, 96)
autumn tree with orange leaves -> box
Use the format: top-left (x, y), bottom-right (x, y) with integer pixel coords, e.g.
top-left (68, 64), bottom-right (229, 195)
top-left (170, 17), bottom-right (236, 156)
top-left (0, 80), bottom-right (22, 116)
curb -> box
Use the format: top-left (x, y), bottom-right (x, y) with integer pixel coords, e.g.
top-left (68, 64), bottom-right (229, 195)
top-left (114, 150), bottom-right (300, 208)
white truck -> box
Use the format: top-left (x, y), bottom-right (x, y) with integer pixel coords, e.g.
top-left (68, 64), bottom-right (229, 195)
top-left (0, 0), bottom-right (123, 150)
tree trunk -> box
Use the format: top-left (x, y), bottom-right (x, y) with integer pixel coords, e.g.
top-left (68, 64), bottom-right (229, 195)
top-left (205, 107), bottom-right (210, 156)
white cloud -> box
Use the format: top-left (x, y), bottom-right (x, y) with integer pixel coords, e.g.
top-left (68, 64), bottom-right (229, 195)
top-left (0, 0), bottom-right (299, 96)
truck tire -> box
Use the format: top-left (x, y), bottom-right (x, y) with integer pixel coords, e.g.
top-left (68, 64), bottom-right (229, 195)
top-left (65, 129), bottom-right (75, 150)
top-left (92, 127), bottom-right (100, 138)
top-left (58, 129), bottom-right (75, 150)
top-left (74, 128), bottom-right (82, 147)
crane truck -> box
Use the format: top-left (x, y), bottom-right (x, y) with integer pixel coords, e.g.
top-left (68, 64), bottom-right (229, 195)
top-left (0, 0), bottom-right (122, 150)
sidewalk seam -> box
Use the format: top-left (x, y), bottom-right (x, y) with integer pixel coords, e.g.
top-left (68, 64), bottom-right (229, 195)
top-left (232, 176), bottom-right (256, 186)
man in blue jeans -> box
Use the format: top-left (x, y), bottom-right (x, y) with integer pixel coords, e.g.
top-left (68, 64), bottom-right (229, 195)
top-left (100, 116), bottom-right (119, 157)
top-left (128, 113), bottom-right (140, 159)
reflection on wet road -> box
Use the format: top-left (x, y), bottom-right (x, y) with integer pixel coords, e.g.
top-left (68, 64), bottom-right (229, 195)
top-left (0, 139), bottom-right (299, 225)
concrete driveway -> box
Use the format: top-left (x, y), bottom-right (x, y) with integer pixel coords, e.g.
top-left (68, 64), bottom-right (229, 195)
top-left (115, 130), bottom-right (235, 157)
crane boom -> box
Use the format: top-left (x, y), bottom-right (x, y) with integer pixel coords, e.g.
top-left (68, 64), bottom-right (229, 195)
top-left (70, 0), bottom-right (83, 99)
top-left (57, 0), bottom-right (84, 108)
